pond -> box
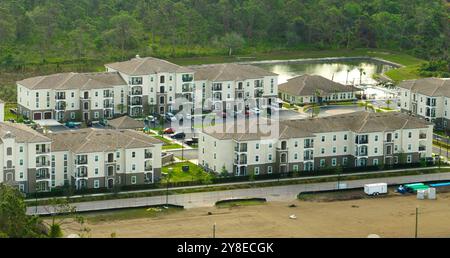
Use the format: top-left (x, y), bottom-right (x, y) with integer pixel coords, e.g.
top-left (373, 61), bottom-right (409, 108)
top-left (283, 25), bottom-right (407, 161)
top-left (254, 59), bottom-right (395, 85)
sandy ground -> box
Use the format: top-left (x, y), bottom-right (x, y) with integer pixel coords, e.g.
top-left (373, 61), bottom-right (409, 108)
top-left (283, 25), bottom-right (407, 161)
top-left (61, 193), bottom-right (450, 238)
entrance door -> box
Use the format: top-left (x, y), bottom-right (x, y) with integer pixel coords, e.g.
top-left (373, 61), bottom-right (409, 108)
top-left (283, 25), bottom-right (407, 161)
top-left (107, 178), bottom-right (114, 189)
top-left (83, 112), bottom-right (89, 121)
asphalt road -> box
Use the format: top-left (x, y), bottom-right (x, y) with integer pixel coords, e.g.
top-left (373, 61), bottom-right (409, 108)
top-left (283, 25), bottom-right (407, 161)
top-left (167, 149), bottom-right (198, 160)
top-left (28, 170), bottom-right (450, 215)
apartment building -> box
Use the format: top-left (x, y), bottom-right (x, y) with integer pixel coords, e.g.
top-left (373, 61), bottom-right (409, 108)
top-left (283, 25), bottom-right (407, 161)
top-left (189, 63), bottom-right (278, 111)
top-left (105, 56), bottom-right (198, 116)
top-left (198, 112), bottom-right (433, 176)
top-left (279, 75), bottom-right (359, 105)
top-left (0, 125), bottom-right (163, 194)
top-left (17, 72), bottom-right (127, 122)
top-left (398, 78), bottom-right (450, 130)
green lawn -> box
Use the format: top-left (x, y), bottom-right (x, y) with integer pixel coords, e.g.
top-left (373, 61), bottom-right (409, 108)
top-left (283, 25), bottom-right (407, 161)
top-left (4, 103), bottom-right (23, 122)
top-left (82, 206), bottom-right (183, 224)
top-left (216, 199), bottom-right (266, 208)
top-left (162, 162), bottom-right (214, 183)
top-left (153, 136), bottom-right (183, 150)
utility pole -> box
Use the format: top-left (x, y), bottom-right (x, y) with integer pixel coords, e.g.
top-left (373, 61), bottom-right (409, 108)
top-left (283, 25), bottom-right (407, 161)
top-left (166, 167), bottom-right (173, 206)
top-left (415, 207), bottom-right (419, 238)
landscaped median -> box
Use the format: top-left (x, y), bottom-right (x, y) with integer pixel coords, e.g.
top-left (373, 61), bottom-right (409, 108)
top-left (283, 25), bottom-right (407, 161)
top-left (26, 167), bottom-right (450, 207)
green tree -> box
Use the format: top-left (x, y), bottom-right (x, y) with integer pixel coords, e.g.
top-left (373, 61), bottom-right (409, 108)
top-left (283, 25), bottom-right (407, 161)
top-left (218, 32), bottom-right (245, 56)
top-left (0, 184), bottom-right (47, 238)
top-left (103, 12), bottom-right (142, 59)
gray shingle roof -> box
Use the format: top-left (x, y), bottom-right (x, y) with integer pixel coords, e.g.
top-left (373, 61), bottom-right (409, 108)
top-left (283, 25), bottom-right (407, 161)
top-left (397, 78), bottom-right (450, 97)
top-left (105, 57), bottom-right (193, 75)
top-left (202, 111), bottom-right (431, 141)
top-left (49, 128), bottom-right (163, 153)
top-left (17, 72), bottom-right (126, 90)
top-left (279, 75), bottom-right (360, 96)
top-left (0, 122), bottom-right (51, 143)
top-left (189, 63), bottom-right (277, 81)
top-left (107, 116), bottom-right (144, 130)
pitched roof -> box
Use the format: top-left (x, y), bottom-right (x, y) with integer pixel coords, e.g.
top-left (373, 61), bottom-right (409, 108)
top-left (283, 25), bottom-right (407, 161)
top-left (189, 63), bottom-right (277, 81)
top-left (107, 116), bottom-right (144, 130)
top-left (0, 122), bottom-right (51, 143)
top-left (48, 128), bottom-right (163, 153)
top-left (17, 72), bottom-right (126, 90)
top-left (397, 78), bottom-right (450, 97)
top-left (202, 112), bottom-right (431, 141)
top-left (105, 56), bottom-right (193, 75)
top-left (278, 75), bottom-right (360, 96)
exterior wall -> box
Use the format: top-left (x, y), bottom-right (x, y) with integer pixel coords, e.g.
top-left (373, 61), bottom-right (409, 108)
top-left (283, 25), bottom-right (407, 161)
top-left (280, 91), bottom-right (356, 105)
top-left (198, 125), bottom-right (434, 175)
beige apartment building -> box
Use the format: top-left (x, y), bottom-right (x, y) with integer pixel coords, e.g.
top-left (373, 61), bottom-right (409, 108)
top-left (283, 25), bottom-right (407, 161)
top-left (198, 112), bottom-right (433, 176)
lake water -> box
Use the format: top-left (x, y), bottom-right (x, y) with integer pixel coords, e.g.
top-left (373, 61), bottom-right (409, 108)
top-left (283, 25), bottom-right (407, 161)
top-left (254, 59), bottom-right (395, 85)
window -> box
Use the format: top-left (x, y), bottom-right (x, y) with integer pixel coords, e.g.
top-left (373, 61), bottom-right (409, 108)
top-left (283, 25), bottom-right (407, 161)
top-left (333, 135), bottom-right (336, 141)
top-left (132, 164), bottom-right (136, 171)
top-left (293, 165), bottom-right (299, 172)
top-left (19, 160), bottom-right (23, 165)
top-left (375, 135), bottom-right (379, 142)
top-left (320, 159), bottom-right (326, 168)
top-left (132, 152), bottom-right (136, 158)
top-left (6, 147), bottom-right (12, 156)
top-left (344, 134), bottom-right (348, 140)
top-left (321, 136), bottom-right (325, 142)
top-left (256, 143), bottom-right (260, 150)
top-left (321, 148), bottom-right (325, 154)
top-left (343, 157), bottom-right (348, 166)
top-left (116, 152), bottom-right (120, 158)
top-left (95, 168), bottom-right (99, 175)
top-left (268, 154), bottom-right (272, 161)
top-left (408, 132), bottom-right (412, 138)
top-left (254, 167), bottom-right (260, 175)
top-left (268, 166), bottom-right (273, 174)
top-left (407, 155), bottom-right (412, 164)
top-left (408, 144), bottom-right (412, 151)
top-left (20, 146), bottom-right (23, 153)
top-left (95, 156), bottom-right (98, 162)
top-left (374, 148), bottom-right (378, 154)
top-left (373, 159), bottom-right (379, 166)
top-left (294, 141), bottom-right (298, 147)
top-left (131, 176), bottom-right (137, 184)
top-left (344, 146), bottom-right (347, 153)
top-left (331, 158), bottom-right (337, 167)
top-left (294, 153), bottom-right (298, 160)
top-left (255, 155), bottom-right (260, 162)
top-left (94, 180), bottom-right (100, 189)
top-left (94, 112), bottom-right (99, 119)
top-left (214, 153), bottom-right (216, 159)
top-left (333, 147), bottom-right (336, 154)
top-left (160, 76), bottom-right (165, 84)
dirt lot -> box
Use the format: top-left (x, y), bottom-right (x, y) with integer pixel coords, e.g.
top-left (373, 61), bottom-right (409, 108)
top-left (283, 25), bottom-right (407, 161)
top-left (61, 192), bottom-right (450, 238)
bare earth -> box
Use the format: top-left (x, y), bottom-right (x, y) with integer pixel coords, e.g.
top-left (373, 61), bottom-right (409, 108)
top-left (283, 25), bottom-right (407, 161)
top-left (62, 193), bottom-right (450, 238)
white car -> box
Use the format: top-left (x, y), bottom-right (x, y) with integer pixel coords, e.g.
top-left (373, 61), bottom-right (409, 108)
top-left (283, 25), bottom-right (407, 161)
top-left (251, 107), bottom-right (261, 115)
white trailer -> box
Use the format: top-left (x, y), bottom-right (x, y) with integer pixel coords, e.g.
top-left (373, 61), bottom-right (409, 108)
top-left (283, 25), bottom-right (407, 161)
top-left (364, 183), bottom-right (388, 196)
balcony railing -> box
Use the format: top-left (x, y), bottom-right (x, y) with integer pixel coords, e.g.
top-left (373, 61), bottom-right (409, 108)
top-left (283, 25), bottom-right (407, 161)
top-left (145, 152), bottom-right (153, 159)
top-left (36, 171), bottom-right (50, 180)
top-left (234, 145), bottom-right (248, 152)
top-left (36, 148), bottom-right (51, 154)
top-left (36, 161), bottom-right (50, 167)
top-left (419, 146), bottom-right (427, 151)
top-left (75, 172), bottom-right (88, 178)
top-left (145, 165), bottom-right (153, 172)
top-left (131, 90), bottom-right (143, 95)
top-left (75, 159), bottom-right (88, 165)
top-left (304, 143), bottom-right (314, 149)
top-left (234, 159), bottom-right (248, 165)
top-left (304, 155), bottom-right (314, 161)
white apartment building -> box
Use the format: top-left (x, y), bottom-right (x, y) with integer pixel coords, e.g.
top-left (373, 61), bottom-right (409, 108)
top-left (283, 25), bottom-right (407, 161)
top-left (105, 56), bottom-right (198, 116)
top-left (198, 112), bottom-right (433, 176)
top-left (279, 75), bottom-right (360, 104)
top-left (0, 124), bottom-right (163, 194)
top-left (398, 78), bottom-right (450, 130)
top-left (17, 72), bottom-right (127, 122)
top-left (189, 63), bottom-right (278, 111)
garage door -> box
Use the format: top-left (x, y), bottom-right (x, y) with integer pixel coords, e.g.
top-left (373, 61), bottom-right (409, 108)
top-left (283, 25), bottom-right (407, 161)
top-left (44, 112), bottom-right (52, 119)
top-left (33, 113), bottom-right (42, 120)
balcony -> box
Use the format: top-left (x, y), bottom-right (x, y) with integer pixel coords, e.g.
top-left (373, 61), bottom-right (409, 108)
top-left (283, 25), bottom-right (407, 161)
top-left (145, 151), bottom-right (153, 159)
top-left (304, 142), bottom-right (314, 149)
top-left (55, 93), bottom-right (66, 100)
top-left (36, 160), bottom-right (50, 168)
top-left (145, 165), bottom-right (153, 172)
top-left (419, 133), bottom-right (427, 139)
top-left (36, 169), bottom-right (50, 180)
top-left (36, 146), bottom-right (51, 155)
top-left (304, 154), bottom-right (314, 161)
top-left (103, 101), bottom-right (114, 109)
top-left (254, 89), bottom-right (264, 98)
top-left (55, 102), bottom-right (66, 111)
top-left (234, 159), bottom-right (248, 165)
top-left (212, 85), bottom-right (222, 91)
top-left (419, 146), bottom-right (427, 152)
top-left (75, 158), bottom-right (88, 165)
top-left (234, 144), bottom-right (248, 152)
top-left (75, 171), bottom-right (88, 178)
top-left (103, 92), bottom-right (114, 98)
top-left (182, 85), bottom-right (194, 92)
top-left (130, 86), bottom-right (143, 96)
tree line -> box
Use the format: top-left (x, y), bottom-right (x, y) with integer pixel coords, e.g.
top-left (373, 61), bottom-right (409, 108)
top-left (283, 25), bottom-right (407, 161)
top-left (0, 0), bottom-right (448, 65)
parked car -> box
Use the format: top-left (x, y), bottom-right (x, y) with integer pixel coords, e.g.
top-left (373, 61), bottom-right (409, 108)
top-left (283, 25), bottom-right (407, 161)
top-left (163, 128), bottom-right (175, 134)
top-left (171, 132), bottom-right (186, 139)
top-left (251, 107), bottom-right (261, 115)
top-left (165, 112), bottom-right (177, 122)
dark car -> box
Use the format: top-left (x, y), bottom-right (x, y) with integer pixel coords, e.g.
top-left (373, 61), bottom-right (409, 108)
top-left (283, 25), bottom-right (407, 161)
top-left (171, 132), bottom-right (186, 139)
